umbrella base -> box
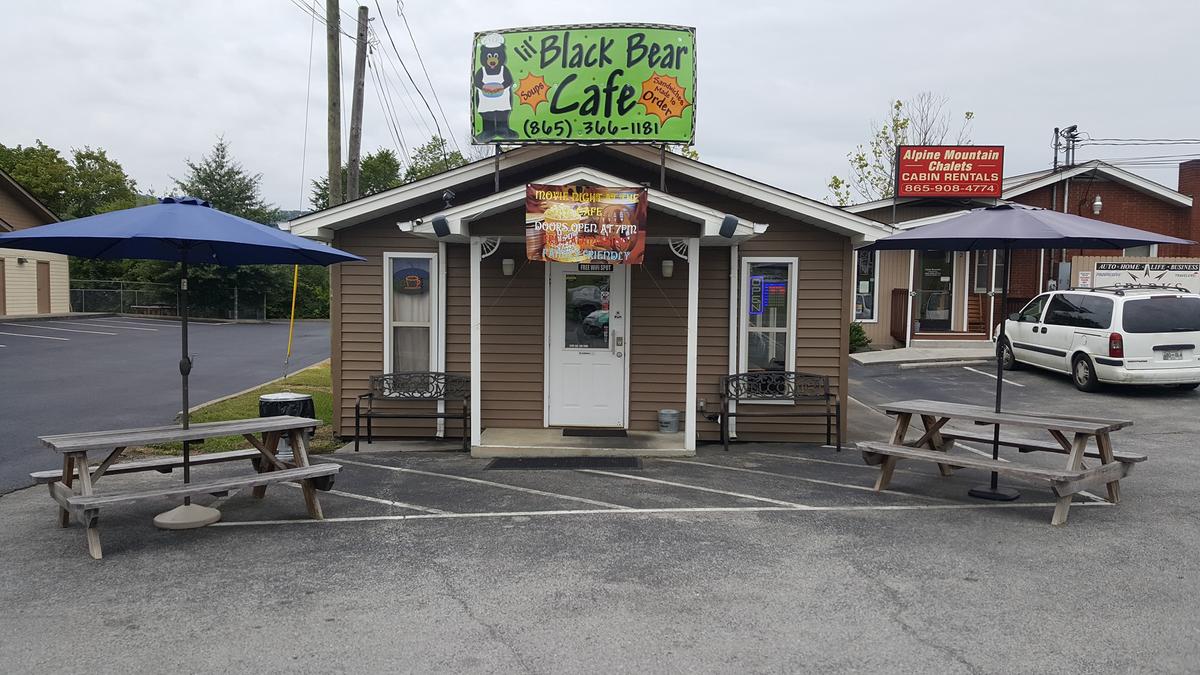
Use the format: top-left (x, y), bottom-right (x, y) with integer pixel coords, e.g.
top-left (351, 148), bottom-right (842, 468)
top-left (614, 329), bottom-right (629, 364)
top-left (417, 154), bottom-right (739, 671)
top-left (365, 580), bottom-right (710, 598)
top-left (968, 485), bottom-right (1021, 501)
top-left (153, 503), bottom-right (222, 530)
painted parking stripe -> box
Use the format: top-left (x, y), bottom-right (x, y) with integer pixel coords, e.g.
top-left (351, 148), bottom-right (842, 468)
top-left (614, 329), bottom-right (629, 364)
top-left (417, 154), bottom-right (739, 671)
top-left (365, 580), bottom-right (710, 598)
top-left (0, 322), bottom-right (117, 335)
top-left (333, 457), bottom-right (633, 510)
top-left (0, 330), bottom-right (68, 341)
top-left (78, 321), bottom-right (160, 331)
top-left (278, 482), bottom-right (449, 514)
top-left (104, 319), bottom-right (181, 328)
top-left (54, 321), bottom-right (157, 331)
top-left (212, 500), bottom-right (1112, 527)
top-left (660, 458), bottom-right (948, 501)
top-left (578, 469), bottom-right (812, 508)
top-left (963, 366), bottom-right (1025, 387)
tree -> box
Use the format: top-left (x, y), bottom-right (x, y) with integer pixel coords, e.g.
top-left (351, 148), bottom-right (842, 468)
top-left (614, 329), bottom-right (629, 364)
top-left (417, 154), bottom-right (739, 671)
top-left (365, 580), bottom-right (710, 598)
top-left (172, 136), bottom-right (281, 224)
top-left (0, 140), bottom-right (142, 219)
top-left (403, 136), bottom-right (467, 183)
top-left (310, 148), bottom-right (404, 210)
top-left (827, 92), bottom-right (975, 206)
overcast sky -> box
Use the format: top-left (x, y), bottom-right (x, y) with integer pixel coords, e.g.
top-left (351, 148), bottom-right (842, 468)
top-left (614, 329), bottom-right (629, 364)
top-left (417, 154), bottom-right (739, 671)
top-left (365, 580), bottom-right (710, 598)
top-left (3, 1), bottom-right (1198, 212)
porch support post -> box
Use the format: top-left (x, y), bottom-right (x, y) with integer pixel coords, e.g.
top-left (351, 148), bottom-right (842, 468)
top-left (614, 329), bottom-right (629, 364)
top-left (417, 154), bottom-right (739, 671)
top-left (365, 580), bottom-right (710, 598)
top-left (988, 249), bottom-right (997, 339)
top-left (685, 237), bottom-right (700, 452)
top-left (727, 245), bottom-right (739, 440)
top-left (469, 237), bottom-right (482, 448)
top-left (905, 250), bottom-right (915, 347)
top-left (1037, 249), bottom-right (1045, 293)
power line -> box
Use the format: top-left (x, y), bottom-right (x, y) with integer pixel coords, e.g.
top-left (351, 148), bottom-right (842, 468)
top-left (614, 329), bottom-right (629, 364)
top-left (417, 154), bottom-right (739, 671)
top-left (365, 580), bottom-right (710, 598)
top-left (368, 54), bottom-right (409, 160)
top-left (296, 0), bottom-right (318, 210)
top-left (369, 29), bottom-right (434, 139)
top-left (395, 1), bottom-right (461, 154)
top-left (285, 0), bottom-right (356, 40)
top-left (372, 0), bottom-right (446, 153)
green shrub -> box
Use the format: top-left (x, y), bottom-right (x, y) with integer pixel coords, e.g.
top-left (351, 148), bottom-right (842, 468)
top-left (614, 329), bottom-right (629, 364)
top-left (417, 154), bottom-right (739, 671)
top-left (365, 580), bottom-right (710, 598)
top-left (849, 322), bottom-right (871, 353)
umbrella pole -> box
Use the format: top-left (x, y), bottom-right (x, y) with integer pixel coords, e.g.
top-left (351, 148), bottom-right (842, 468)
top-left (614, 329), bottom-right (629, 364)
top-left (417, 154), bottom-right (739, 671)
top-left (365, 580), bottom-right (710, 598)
top-left (969, 244), bottom-right (1020, 501)
top-left (154, 256), bottom-right (221, 529)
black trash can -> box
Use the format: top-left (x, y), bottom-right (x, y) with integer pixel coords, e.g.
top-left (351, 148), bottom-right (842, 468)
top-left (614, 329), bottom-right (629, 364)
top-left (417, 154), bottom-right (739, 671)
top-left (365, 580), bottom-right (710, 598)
top-left (259, 392), bottom-right (316, 461)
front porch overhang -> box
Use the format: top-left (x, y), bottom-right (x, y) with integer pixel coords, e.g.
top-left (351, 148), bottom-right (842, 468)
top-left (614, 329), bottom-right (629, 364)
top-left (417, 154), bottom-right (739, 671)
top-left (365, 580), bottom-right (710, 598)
top-left (398, 166), bottom-right (769, 246)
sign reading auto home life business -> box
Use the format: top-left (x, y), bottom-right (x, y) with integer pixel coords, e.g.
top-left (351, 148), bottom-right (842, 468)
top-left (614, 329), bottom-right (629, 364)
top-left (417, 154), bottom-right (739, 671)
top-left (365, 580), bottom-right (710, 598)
top-left (895, 145), bottom-right (1004, 198)
top-left (1088, 262), bottom-right (1200, 293)
top-left (471, 24), bottom-right (695, 144)
top-left (525, 184), bottom-right (648, 264)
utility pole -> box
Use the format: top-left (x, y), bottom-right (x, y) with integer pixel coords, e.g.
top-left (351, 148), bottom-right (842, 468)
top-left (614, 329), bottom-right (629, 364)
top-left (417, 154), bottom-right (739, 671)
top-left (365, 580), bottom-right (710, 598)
top-left (326, 0), bottom-right (343, 207)
top-left (346, 5), bottom-right (369, 201)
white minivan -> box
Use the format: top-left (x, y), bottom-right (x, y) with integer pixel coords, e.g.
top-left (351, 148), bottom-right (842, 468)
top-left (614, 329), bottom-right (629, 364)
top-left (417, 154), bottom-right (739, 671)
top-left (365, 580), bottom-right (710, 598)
top-left (999, 287), bottom-right (1200, 392)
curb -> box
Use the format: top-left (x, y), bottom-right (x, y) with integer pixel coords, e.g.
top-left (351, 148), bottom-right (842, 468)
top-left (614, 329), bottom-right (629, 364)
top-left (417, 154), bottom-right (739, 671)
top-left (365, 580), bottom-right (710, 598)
top-left (174, 358), bottom-right (331, 421)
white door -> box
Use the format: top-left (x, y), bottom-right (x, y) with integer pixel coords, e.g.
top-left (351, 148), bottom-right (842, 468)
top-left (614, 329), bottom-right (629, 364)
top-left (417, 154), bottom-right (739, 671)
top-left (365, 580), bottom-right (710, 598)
top-left (547, 265), bottom-right (627, 427)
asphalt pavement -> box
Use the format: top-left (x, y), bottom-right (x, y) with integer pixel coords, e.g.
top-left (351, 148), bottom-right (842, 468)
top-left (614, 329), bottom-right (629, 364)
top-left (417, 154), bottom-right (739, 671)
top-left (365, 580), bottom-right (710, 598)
top-left (0, 316), bottom-right (329, 494)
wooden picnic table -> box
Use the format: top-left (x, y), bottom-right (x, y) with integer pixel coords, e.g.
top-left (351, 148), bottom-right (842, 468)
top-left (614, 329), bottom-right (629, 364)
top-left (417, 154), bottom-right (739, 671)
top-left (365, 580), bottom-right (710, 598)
top-left (857, 399), bottom-right (1144, 525)
top-left (37, 415), bottom-right (339, 559)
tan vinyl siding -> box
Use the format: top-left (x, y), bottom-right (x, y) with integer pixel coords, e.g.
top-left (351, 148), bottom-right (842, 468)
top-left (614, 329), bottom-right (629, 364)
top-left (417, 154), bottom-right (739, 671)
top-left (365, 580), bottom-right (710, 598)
top-left (479, 243), bottom-right (543, 429)
top-left (332, 221), bottom-right (440, 438)
top-left (735, 220), bottom-right (849, 444)
top-left (0, 186), bottom-right (69, 317)
top-left (859, 249), bottom-right (912, 348)
top-left (628, 245), bottom-right (687, 431)
top-left (696, 247), bottom-right (731, 440)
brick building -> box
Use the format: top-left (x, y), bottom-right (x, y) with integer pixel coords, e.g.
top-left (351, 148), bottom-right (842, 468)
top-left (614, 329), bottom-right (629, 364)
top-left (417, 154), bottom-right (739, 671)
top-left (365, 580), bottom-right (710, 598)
top-left (848, 160), bottom-right (1198, 348)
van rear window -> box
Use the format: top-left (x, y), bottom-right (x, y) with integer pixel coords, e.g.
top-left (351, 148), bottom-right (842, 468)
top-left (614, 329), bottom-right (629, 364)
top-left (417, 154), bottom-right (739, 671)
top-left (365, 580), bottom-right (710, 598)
top-left (1122, 296), bottom-right (1200, 333)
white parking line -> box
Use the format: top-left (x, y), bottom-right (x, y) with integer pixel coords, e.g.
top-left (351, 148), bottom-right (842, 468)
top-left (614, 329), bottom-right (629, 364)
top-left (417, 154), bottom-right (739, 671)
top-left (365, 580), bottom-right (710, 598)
top-left (963, 366), bottom-right (1025, 387)
top-left (0, 330), bottom-right (68, 341)
top-left (333, 457), bottom-right (633, 510)
top-left (212, 500), bottom-right (1112, 527)
top-left (104, 319), bottom-right (181, 328)
top-left (660, 458), bottom-right (948, 501)
top-left (577, 469), bottom-right (812, 508)
top-left (54, 321), bottom-right (157, 332)
top-left (0, 322), bottom-right (117, 335)
top-left (79, 321), bottom-right (161, 331)
top-left (278, 482), bottom-right (449, 514)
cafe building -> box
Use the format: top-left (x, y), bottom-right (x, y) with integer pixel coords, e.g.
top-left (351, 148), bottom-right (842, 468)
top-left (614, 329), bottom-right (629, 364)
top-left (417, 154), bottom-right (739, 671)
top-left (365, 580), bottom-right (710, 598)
top-left (289, 144), bottom-right (892, 455)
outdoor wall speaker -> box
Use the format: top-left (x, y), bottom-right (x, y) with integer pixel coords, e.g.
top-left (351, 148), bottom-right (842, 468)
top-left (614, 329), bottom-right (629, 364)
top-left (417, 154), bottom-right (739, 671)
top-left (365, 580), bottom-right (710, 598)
top-left (431, 216), bottom-right (450, 238)
top-left (719, 215), bottom-right (738, 238)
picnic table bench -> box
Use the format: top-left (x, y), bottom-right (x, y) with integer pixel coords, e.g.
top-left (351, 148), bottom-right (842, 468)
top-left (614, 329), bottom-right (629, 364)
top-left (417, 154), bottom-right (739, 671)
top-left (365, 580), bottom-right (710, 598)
top-left (129, 304), bottom-right (174, 316)
top-left (858, 399), bottom-right (1142, 525)
top-left (36, 416), bottom-right (339, 559)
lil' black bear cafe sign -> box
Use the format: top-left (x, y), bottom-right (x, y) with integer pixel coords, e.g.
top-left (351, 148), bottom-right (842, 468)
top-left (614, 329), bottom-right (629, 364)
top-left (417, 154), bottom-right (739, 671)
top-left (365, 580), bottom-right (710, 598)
top-left (471, 24), bottom-right (696, 144)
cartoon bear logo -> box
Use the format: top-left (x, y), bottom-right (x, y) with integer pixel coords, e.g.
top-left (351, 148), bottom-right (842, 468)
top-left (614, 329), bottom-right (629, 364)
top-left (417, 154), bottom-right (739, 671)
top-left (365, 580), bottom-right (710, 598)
top-left (473, 32), bottom-right (517, 142)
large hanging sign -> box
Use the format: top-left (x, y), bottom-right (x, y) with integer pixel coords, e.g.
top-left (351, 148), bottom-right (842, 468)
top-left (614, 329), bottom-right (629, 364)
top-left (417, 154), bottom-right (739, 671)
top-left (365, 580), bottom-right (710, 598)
top-left (895, 145), bottom-right (1004, 198)
top-left (525, 183), bottom-right (647, 264)
top-left (471, 24), bottom-right (696, 144)
top-left (1090, 262), bottom-right (1200, 293)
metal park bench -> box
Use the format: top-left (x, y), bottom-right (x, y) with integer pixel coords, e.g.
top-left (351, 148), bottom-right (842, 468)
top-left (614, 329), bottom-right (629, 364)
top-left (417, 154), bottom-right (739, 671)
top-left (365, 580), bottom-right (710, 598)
top-left (716, 371), bottom-right (842, 451)
top-left (354, 372), bottom-right (470, 452)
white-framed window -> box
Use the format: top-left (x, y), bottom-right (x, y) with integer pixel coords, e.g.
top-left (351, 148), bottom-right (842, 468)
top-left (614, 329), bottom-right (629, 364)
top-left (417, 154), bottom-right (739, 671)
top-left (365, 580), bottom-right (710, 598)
top-left (974, 249), bottom-right (1006, 293)
top-left (739, 257), bottom-right (798, 379)
top-left (855, 250), bottom-right (878, 322)
top-left (383, 252), bottom-right (439, 372)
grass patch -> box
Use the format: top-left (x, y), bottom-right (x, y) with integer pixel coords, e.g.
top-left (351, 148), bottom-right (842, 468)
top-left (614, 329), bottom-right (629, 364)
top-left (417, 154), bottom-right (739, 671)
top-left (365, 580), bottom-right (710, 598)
top-left (140, 361), bottom-right (340, 456)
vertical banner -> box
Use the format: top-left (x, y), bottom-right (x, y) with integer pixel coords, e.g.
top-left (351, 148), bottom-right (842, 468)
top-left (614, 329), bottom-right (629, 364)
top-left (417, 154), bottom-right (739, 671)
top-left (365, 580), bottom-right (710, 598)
top-left (526, 184), bottom-right (647, 264)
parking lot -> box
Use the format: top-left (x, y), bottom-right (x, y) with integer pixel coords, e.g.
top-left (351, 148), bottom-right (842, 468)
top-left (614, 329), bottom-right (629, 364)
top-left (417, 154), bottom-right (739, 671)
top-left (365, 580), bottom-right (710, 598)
top-left (1, 353), bottom-right (1198, 671)
top-left (0, 316), bottom-right (329, 493)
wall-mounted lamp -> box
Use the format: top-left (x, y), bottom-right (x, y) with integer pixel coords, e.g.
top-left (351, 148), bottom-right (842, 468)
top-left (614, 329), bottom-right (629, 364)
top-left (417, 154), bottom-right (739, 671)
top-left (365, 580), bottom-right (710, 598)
top-left (431, 216), bottom-right (450, 238)
top-left (661, 259), bottom-right (674, 278)
top-left (718, 214), bottom-right (738, 238)
top-left (16, 257), bottom-right (28, 265)
top-left (1092, 195), bottom-right (1103, 215)
top-left (501, 258), bottom-right (515, 276)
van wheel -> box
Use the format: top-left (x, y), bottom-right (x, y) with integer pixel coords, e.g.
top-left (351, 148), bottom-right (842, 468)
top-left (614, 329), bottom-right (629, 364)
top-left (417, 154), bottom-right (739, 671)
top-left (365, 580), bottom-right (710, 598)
top-left (1174, 383), bottom-right (1200, 391)
top-left (1072, 355), bottom-right (1100, 392)
top-left (1000, 339), bottom-right (1019, 371)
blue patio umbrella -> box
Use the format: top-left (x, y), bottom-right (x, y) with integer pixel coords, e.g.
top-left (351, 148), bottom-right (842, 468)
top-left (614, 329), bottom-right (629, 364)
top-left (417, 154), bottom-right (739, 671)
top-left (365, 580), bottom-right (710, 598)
top-left (861, 204), bottom-right (1192, 500)
top-left (0, 196), bottom-right (362, 524)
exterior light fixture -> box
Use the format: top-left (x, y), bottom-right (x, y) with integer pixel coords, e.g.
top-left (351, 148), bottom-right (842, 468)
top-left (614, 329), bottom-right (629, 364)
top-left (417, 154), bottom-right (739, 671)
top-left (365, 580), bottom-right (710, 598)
top-left (661, 259), bottom-right (674, 278)
top-left (501, 258), bottom-right (515, 276)
top-left (16, 257), bottom-right (28, 265)
top-left (1092, 195), bottom-right (1103, 215)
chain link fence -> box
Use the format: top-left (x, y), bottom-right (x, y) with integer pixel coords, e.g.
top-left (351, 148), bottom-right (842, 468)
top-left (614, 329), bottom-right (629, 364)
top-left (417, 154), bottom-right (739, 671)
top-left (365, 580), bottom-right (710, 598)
top-left (70, 280), bottom-right (270, 321)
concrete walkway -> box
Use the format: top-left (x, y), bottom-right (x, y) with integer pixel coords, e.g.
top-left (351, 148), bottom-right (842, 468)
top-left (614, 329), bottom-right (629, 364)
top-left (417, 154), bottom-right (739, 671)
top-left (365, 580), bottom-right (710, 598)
top-left (852, 345), bottom-right (996, 368)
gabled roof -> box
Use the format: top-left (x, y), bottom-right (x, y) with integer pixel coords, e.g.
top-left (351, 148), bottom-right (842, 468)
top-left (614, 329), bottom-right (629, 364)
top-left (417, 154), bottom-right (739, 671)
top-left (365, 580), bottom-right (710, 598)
top-left (0, 168), bottom-right (60, 227)
top-left (843, 159), bottom-right (1192, 213)
top-left (289, 144), bottom-right (892, 243)
top-left (1002, 160), bottom-right (1192, 208)
top-left (400, 166), bottom-right (768, 244)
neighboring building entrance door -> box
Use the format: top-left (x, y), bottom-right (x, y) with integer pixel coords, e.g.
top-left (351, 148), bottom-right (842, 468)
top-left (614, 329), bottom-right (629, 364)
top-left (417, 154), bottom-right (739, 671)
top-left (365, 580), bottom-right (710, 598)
top-left (916, 250), bottom-right (954, 332)
top-left (547, 265), bottom-right (627, 427)
top-left (36, 261), bottom-right (51, 314)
